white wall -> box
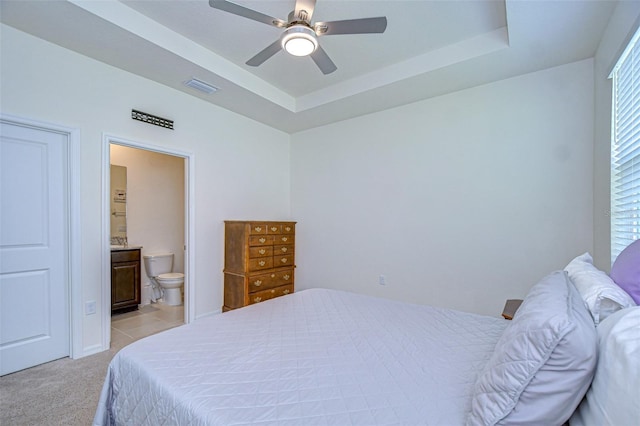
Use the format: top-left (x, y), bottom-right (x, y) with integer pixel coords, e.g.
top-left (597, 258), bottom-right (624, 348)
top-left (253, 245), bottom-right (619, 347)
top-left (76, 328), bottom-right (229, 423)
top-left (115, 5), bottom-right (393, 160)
top-left (110, 145), bottom-right (185, 296)
top-left (291, 59), bottom-right (595, 316)
top-left (5, 5), bottom-right (637, 354)
top-left (0, 24), bottom-right (291, 355)
top-left (592, 2), bottom-right (640, 271)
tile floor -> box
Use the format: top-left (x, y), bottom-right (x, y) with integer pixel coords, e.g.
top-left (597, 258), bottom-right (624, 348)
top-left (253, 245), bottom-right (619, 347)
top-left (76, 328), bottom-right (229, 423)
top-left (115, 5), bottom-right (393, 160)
top-left (111, 303), bottom-right (184, 349)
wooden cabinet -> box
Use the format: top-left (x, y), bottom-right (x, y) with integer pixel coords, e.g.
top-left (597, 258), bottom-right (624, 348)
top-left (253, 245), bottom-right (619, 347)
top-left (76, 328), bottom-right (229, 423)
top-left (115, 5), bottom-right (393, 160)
top-left (223, 221), bottom-right (296, 311)
top-left (111, 248), bottom-right (141, 313)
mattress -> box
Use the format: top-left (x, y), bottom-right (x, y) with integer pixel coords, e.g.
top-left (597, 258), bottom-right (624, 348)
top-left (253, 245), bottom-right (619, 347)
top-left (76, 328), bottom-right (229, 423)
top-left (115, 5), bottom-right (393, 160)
top-left (94, 288), bottom-right (507, 425)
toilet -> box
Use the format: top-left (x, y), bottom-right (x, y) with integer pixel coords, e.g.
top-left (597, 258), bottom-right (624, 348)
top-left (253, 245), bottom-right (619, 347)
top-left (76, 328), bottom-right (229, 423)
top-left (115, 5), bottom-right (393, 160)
top-left (143, 253), bottom-right (184, 306)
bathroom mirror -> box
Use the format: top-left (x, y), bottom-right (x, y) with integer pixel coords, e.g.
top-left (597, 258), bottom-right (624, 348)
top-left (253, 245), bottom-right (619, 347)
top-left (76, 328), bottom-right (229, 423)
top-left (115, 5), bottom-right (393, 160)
top-left (110, 164), bottom-right (127, 244)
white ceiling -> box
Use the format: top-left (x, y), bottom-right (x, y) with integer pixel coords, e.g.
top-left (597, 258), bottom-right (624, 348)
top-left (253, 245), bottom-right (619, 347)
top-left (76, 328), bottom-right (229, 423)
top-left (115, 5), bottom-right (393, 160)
top-left (0, 0), bottom-right (617, 133)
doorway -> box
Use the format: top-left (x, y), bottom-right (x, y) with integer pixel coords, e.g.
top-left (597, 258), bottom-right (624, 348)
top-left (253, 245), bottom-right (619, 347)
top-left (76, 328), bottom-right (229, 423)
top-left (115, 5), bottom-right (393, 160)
top-left (102, 135), bottom-right (194, 351)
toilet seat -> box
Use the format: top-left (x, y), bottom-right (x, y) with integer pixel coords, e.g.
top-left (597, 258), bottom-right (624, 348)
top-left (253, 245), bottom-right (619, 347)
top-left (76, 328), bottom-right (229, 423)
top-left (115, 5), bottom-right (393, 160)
top-left (158, 272), bottom-right (184, 280)
top-left (156, 273), bottom-right (184, 286)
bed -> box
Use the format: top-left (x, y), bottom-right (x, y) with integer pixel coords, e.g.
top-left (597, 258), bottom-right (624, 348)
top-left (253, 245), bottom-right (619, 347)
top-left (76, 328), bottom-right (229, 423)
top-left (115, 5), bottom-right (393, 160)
top-left (94, 259), bottom-right (639, 425)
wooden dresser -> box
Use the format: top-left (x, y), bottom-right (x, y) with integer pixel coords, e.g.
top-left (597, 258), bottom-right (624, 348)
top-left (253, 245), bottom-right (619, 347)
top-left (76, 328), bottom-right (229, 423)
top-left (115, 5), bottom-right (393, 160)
top-left (223, 221), bottom-right (296, 311)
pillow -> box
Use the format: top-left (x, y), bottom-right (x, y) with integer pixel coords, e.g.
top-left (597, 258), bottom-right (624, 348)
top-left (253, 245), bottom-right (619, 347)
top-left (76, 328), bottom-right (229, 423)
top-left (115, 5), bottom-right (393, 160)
top-left (564, 252), bottom-right (636, 325)
top-left (610, 240), bottom-right (640, 304)
top-left (570, 307), bottom-right (640, 426)
top-left (467, 271), bottom-right (597, 426)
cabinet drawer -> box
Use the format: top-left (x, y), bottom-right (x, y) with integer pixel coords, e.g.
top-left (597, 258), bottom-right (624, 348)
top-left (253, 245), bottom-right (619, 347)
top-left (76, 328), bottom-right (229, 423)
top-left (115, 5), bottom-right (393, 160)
top-left (273, 245), bottom-right (292, 255)
top-left (282, 223), bottom-right (295, 234)
top-left (249, 246), bottom-right (272, 258)
top-left (275, 234), bottom-right (294, 245)
top-left (248, 268), bottom-right (294, 292)
top-left (249, 223), bottom-right (268, 234)
top-left (249, 284), bottom-right (294, 305)
top-left (267, 224), bottom-right (281, 233)
top-left (248, 257), bottom-right (273, 271)
top-left (111, 249), bottom-right (140, 263)
top-left (274, 254), bottom-right (294, 267)
top-left (249, 235), bottom-right (274, 246)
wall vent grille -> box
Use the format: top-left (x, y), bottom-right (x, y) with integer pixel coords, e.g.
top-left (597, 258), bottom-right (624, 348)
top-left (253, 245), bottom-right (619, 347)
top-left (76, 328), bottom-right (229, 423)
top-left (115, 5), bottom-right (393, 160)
top-left (131, 110), bottom-right (174, 130)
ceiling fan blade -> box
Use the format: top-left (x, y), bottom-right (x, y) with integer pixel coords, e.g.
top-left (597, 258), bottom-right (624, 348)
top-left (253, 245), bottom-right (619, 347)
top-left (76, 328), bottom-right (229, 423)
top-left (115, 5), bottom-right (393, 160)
top-left (293, 0), bottom-right (316, 22)
top-left (310, 46), bottom-right (337, 75)
top-left (246, 39), bottom-right (282, 67)
top-left (314, 17), bottom-right (387, 36)
top-left (209, 0), bottom-right (286, 28)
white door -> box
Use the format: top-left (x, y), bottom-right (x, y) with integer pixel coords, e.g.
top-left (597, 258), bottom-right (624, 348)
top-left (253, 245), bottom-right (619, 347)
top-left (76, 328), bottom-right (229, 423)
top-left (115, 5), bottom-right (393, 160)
top-left (0, 120), bottom-right (69, 375)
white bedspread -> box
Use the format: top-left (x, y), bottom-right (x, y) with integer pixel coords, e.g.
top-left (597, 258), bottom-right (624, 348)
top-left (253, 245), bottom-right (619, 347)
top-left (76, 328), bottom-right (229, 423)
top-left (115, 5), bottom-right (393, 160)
top-left (94, 289), bottom-right (507, 425)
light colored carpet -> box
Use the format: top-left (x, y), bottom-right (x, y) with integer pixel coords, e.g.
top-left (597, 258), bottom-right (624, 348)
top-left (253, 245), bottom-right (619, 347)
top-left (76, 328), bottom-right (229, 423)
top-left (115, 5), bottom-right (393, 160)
top-left (0, 339), bottom-right (124, 426)
top-left (1, 303), bottom-right (184, 425)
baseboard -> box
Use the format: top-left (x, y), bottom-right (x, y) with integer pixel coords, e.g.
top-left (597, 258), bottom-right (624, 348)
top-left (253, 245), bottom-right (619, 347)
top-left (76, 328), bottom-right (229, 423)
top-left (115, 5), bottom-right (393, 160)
top-left (76, 343), bottom-right (105, 359)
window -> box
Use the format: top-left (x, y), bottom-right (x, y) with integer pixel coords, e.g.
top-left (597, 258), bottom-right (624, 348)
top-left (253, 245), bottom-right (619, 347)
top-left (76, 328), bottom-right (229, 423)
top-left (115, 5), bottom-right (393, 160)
top-left (611, 28), bottom-right (640, 263)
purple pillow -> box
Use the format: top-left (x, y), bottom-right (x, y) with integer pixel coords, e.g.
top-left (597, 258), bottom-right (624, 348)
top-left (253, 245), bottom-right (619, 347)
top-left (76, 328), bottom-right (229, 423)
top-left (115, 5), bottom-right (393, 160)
top-left (610, 240), bottom-right (640, 304)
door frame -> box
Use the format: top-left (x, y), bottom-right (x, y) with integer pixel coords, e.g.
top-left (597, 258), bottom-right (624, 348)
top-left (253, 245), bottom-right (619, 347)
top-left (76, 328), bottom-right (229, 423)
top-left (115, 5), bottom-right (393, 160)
top-left (0, 113), bottom-right (82, 360)
top-left (101, 134), bottom-right (195, 351)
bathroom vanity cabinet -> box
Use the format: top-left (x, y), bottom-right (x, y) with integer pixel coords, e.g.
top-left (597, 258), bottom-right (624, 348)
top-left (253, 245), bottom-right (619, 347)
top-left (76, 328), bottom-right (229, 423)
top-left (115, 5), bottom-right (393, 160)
top-left (223, 221), bottom-right (296, 312)
top-left (111, 248), bottom-right (141, 313)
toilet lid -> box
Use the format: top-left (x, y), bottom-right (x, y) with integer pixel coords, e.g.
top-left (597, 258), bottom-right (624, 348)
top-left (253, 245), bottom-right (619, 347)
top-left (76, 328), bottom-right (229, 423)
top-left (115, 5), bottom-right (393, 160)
top-left (158, 272), bottom-right (184, 280)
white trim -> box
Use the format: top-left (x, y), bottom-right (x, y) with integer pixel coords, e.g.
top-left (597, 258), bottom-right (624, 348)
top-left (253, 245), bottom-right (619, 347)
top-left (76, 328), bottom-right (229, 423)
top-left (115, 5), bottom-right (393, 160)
top-left (0, 113), bottom-right (82, 359)
top-left (195, 309), bottom-right (221, 321)
top-left (101, 134), bottom-right (195, 352)
top-left (608, 15), bottom-right (640, 79)
top-left (68, 126), bottom-right (83, 359)
top-left (101, 139), bottom-right (112, 351)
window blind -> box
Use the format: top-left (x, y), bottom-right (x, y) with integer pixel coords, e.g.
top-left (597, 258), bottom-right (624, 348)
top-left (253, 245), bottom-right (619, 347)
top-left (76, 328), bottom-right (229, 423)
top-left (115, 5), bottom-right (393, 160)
top-left (611, 29), bottom-right (640, 264)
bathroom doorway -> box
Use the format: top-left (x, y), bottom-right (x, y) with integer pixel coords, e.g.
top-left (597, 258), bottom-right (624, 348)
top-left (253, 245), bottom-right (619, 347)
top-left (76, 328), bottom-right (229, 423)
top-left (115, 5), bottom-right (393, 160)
top-left (102, 135), bottom-right (194, 351)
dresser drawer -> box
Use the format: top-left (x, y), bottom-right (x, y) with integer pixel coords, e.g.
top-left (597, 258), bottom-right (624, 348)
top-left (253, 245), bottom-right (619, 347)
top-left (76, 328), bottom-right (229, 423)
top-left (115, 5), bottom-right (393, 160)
top-left (249, 223), bottom-right (268, 234)
top-left (249, 235), bottom-right (274, 246)
top-left (248, 257), bottom-right (273, 271)
top-left (249, 284), bottom-right (294, 305)
top-left (267, 224), bottom-right (281, 233)
top-left (282, 223), bottom-right (294, 234)
top-left (249, 246), bottom-right (272, 258)
top-left (275, 234), bottom-right (294, 245)
top-left (248, 268), bottom-right (294, 293)
top-left (273, 244), bottom-right (292, 255)
top-left (274, 254), bottom-right (294, 267)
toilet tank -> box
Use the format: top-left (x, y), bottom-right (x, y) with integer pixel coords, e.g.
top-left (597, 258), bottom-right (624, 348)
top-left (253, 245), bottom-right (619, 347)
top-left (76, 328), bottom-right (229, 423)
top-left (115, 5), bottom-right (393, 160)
top-left (143, 253), bottom-right (174, 277)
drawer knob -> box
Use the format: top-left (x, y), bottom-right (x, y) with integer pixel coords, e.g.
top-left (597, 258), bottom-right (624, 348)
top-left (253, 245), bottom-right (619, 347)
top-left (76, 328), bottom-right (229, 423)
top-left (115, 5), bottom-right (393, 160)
top-left (283, 274), bottom-right (290, 280)
top-left (254, 297), bottom-right (262, 303)
top-left (285, 226), bottom-right (291, 232)
top-left (271, 227), bottom-right (278, 232)
top-left (281, 247), bottom-right (288, 253)
top-left (253, 280), bottom-right (262, 287)
top-left (281, 258), bottom-right (288, 263)
top-left (271, 274), bottom-right (276, 278)
top-left (254, 226), bottom-right (262, 232)
top-left (271, 290), bottom-right (275, 294)
top-left (258, 260), bottom-right (266, 266)
top-left (283, 289), bottom-right (290, 295)
top-left (259, 249), bottom-right (266, 255)
top-left (259, 238), bottom-right (266, 243)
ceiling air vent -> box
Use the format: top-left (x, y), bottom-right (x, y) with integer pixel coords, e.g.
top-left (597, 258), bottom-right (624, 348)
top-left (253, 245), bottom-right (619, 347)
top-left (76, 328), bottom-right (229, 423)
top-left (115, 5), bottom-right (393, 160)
top-left (184, 78), bottom-right (218, 94)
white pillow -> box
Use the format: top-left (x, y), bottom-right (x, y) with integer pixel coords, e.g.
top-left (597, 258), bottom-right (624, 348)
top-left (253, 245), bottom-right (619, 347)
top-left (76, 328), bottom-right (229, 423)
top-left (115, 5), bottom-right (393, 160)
top-left (564, 253), bottom-right (636, 325)
top-left (467, 271), bottom-right (597, 426)
top-left (570, 307), bottom-right (640, 426)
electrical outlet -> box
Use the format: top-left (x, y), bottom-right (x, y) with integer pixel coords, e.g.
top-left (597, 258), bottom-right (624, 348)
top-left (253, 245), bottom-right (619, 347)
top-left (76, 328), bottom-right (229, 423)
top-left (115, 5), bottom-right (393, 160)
top-left (379, 275), bottom-right (386, 286)
top-left (85, 301), bottom-right (96, 315)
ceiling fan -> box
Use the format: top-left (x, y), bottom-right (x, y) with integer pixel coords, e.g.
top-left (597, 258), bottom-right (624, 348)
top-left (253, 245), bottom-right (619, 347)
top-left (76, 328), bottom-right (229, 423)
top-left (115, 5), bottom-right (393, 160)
top-left (209, 0), bottom-right (387, 74)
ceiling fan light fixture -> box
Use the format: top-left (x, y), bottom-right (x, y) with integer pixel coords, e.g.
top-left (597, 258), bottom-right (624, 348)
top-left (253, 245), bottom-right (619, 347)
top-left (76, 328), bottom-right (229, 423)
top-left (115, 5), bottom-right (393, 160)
top-left (281, 25), bottom-right (318, 57)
